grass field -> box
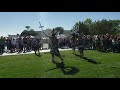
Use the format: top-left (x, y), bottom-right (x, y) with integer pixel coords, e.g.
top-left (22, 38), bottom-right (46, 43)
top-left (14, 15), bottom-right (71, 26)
top-left (0, 50), bottom-right (120, 78)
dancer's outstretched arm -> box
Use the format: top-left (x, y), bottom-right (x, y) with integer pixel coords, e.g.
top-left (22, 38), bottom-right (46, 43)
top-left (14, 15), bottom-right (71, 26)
top-left (43, 32), bottom-right (50, 38)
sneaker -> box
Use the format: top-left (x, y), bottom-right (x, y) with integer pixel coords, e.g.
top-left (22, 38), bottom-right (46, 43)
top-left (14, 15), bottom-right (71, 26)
top-left (50, 59), bottom-right (54, 62)
top-left (60, 61), bottom-right (64, 64)
top-left (50, 60), bottom-right (56, 64)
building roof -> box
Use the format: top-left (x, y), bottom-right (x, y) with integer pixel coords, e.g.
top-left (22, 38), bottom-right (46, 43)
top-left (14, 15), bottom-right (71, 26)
top-left (35, 29), bottom-right (71, 38)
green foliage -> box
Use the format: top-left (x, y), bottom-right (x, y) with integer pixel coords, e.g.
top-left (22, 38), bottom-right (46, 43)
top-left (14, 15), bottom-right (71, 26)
top-left (21, 30), bottom-right (29, 36)
top-left (25, 26), bottom-right (30, 30)
top-left (0, 50), bottom-right (120, 78)
top-left (72, 19), bottom-right (120, 35)
top-left (29, 29), bottom-right (37, 36)
top-left (21, 26), bottom-right (37, 36)
top-left (54, 27), bottom-right (64, 34)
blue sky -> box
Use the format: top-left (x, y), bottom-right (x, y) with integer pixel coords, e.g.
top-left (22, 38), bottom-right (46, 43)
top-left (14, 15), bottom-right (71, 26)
top-left (0, 12), bottom-right (120, 37)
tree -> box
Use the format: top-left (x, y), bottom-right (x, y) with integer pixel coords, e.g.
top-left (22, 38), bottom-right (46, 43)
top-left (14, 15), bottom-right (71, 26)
top-left (21, 26), bottom-right (37, 36)
top-left (29, 29), bottom-right (37, 36)
top-left (72, 19), bottom-right (120, 35)
top-left (72, 21), bottom-right (90, 35)
top-left (21, 30), bottom-right (29, 36)
top-left (84, 19), bottom-right (93, 34)
top-left (109, 20), bottom-right (120, 34)
top-left (25, 26), bottom-right (30, 30)
top-left (17, 34), bottom-right (19, 36)
top-left (54, 27), bottom-right (64, 34)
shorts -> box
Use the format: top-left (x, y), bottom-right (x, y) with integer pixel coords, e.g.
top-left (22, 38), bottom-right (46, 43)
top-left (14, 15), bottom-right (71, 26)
top-left (34, 45), bottom-right (39, 51)
top-left (78, 45), bottom-right (84, 52)
top-left (51, 46), bottom-right (60, 56)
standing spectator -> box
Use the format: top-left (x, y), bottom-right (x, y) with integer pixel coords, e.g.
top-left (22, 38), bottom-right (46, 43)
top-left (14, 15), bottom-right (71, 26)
top-left (33, 38), bottom-right (40, 55)
top-left (18, 37), bottom-right (23, 53)
top-left (0, 36), bottom-right (5, 55)
top-left (23, 36), bottom-right (27, 53)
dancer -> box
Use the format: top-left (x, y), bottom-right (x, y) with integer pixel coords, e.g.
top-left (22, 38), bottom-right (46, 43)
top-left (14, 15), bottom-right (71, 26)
top-left (43, 28), bottom-right (64, 64)
top-left (78, 35), bottom-right (85, 57)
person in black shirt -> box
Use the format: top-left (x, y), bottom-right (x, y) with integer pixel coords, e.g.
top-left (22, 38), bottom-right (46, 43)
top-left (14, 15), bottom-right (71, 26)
top-left (117, 38), bottom-right (120, 53)
top-left (23, 36), bottom-right (27, 53)
top-left (34, 38), bottom-right (40, 56)
top-left (71, 33), bottom-right (76, 54)
top-left (18, 37), bottom-right (23, 53)
top-left (78, 35), bottom-right (85, 57)
top-left (0, 36), bottom-right (5, 55)
top-left (43, 28), bottom-right (64, 64)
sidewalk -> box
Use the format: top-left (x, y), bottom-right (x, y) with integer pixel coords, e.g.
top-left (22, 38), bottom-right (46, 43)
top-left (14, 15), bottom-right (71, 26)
top-left (0, 49), bottom-right (72, 57)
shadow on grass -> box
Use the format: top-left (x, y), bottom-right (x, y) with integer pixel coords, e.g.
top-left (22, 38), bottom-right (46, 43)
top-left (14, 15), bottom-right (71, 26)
top-left (35, 53), bottom-right (41, 57)
top-left (74, 54), bottom-right (100, 64)
top-left (62, 66), bottom-right (80, 75)
top-left (46, 61), bottom-right (80, 75)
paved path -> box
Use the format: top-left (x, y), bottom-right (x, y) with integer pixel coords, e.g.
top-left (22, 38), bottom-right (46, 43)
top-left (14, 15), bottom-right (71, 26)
top-left (0, 49), bottom-right (72, 57)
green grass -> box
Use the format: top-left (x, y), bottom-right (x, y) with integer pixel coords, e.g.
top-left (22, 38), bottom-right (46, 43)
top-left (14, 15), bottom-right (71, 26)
top-left (0, 50), bottom-right (120, 78)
